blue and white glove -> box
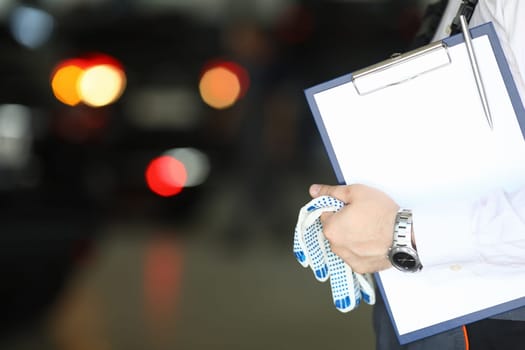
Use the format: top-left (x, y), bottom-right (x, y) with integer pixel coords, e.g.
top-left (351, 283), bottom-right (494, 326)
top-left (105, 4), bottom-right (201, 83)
top-left (293, 196), bottom-right (375, 312)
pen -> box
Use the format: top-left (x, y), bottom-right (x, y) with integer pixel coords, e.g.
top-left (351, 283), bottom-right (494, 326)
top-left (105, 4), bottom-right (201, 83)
top-left (459, 14), bottom-right (494, 130)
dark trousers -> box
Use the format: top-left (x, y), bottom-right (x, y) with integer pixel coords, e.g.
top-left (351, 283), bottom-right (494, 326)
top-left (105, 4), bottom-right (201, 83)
top-left (466, 318), bottom-right (525, 350)
top-left (374, 293), bottom-right (525, 350)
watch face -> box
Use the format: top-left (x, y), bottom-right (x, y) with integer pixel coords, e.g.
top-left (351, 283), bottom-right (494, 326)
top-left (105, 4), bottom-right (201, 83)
top-left (393, 252), bottom-right (418, 270)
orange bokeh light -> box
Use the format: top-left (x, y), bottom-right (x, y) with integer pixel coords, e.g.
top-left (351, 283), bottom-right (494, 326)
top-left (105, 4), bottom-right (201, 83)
top-left (145, 155), bottom-right (188, 197)
top-left (50, 53), bottom-right (126, 107)
top-left (51, 60), bottom-right (84, 106)
top-left (199, 60), bottom-right (249, 109)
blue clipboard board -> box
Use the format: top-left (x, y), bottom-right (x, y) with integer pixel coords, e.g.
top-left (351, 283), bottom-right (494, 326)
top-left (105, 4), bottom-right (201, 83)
top-left (304, 22), bottom-right (525, 344)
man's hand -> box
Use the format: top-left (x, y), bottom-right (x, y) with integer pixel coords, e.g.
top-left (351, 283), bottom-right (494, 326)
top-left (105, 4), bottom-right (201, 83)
top-left (309, 184), bottom-right (400, 274)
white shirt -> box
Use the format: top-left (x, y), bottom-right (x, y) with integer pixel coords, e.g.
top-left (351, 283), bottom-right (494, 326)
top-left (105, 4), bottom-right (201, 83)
top-left (415, 0), bottom-right (525, 269)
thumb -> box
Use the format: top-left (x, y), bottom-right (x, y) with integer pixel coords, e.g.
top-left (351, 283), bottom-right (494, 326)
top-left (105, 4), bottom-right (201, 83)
top-left (309, 184), bottom-right (354, 202)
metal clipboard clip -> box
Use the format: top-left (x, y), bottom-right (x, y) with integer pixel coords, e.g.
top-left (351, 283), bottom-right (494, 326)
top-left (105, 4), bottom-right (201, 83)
top-left (352, 41), bottom-right (452, 96)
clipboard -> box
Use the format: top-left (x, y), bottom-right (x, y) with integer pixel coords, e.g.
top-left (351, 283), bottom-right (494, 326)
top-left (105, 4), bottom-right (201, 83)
top-left (304, 22), bottom-right (525, 344)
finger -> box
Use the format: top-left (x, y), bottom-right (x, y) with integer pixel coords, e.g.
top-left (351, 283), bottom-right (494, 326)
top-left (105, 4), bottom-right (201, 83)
top-left (355, 273), bottom-right (376, 305)
top-left (303, 196), bottom-right (342, 227)
top-left (296, 196), bottom-right (344, 281)
top-left (293, 201), bottom-right (313, 267)
top-left (309, 184), bottom-right (354, 202)
top-left (304, 217), bottom-right (329, 281)
top-left (293, 225), bottom-right (308, 267)
top-left (319, 211), bottom-right (334, 226)
top-left (310, 196), bottom-right (343, 226)
top-left (295, 199), bottom-right (332, 270)
top-left (325, 239), bottom-right (360, 312)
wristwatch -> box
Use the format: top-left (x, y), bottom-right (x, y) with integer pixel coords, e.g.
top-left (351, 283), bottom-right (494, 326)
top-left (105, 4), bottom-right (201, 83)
top-left (388, 209), bottom-right (423, 272)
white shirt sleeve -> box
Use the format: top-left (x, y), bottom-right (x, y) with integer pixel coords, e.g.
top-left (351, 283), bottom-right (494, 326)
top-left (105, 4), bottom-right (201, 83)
top-left (472, 189), bottom-right (525, 267)
top-left (415, 188), bottom-right (525, 268)
top-left (415, 0), bottom-right (525, 268)
top-left (413, 201), bottom-right (477, 267)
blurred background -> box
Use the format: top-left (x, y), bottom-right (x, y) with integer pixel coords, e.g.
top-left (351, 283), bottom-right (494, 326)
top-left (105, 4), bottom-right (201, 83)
top-left (0, 0), bottom-right (435, 349)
